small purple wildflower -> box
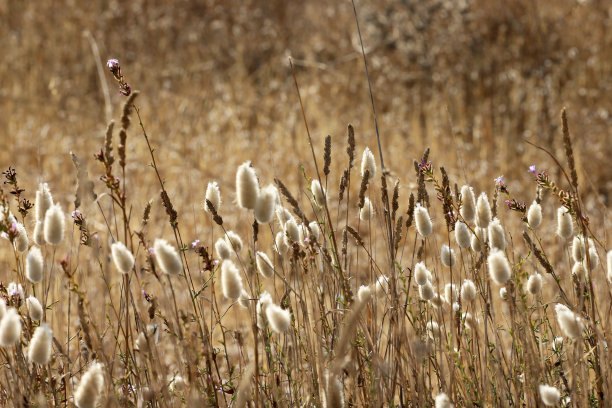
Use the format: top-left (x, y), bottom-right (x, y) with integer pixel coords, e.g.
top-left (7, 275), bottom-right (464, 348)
top-left (1, 232), bottom-right (8, 240)
top-left (148, 247), bottom-right (155, 255)
top-left (107, 59), bottom-right (120, 69)
top-left (72, 209), bottom-right (81, 218)
top-left (528, 165), bottom-right (536, 174)
top-left (191, 239), bottom-right (200, 248)
top-left (494, 175), bottom-right (505, 186)
top-left (10, 222), bottom-right (17, 232)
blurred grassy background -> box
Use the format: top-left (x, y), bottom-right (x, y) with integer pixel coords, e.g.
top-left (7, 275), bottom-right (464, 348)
top-left (0, 0), bottom-right (610, 236)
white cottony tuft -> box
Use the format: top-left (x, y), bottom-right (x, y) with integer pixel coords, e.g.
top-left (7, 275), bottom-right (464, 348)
top-left (357, 285), bottom-right (372, 303)
top-left (361, 147), bottom-right (376, 179)
top-left (35, 183), bottom-right (54, 221)
top-left (487, 249), bottom-right (511, 285)
top-left (111, 241), bottom-right (135, 274)
top-left (33, 221), bottom-right (45, 246)
top-left (221, 260), bottom-right (243, 300)
top-left (26, 296), bottom-right (43, 321)
top-left (426, 321), bottom-right (441, 340)
top-left (527, 273), bottom-right (542, 295)
top-left (539, 384), bottom-right (560, 407)
top-left (360, 198), bottom-right (374, 221)
top-left (215, 238), bottom-right (231, 261)
top-left (308, 221), bottom-right (321, 241)
top-left (555, 304), bottom-right (584, 338)
top-left (441, 245), bottom-right (456, 267)
top-left (471, 227), bottom-right (486, 253)
top-left (153, 238), bottom-right (183, 275)
top-left (419, 281), bottom-right (434, 301)
top-left (13, 222), bottom-right (28, 253)
top-left (265, 303), bottom-right (291, 333)
top-left (28, 323), bottom-right (52, 365)
top-left (43, 204), bottom-right (65, 246)
top-left (238, 289), bottom-right (250, 309)
top-left (444, 283), bottom-right (458, 304)
top-left (375, 275), bottom-right (389, 298)
top-left (276, 206), bottom-right (292, 227)
top-left (26, 246), bottom-right (44, 283)
top-left (225, 230), bottom-right (243, 253)
top-left (414, 204), bottom-right (433, 237)
top-left (584, 246), bottom-right (599, 271)
top-left (255, 251), bottom-right (275, 279)
top-left (455, 221), bottom-right (471, 249)
top-left (254, 184), bottom-right (278, 224)
top-left (256, 291), bottom-right (273, 329)
top-left (284, 217), bottom-right (300, 246)
top-left (434, 392), bottom-right (454, 408)
top-left (476, 192), bottom-right (492, 229)
top-left (275, 231), bottom-right (289, 255)
top-left (460, 185), bottom-right (476, 224)
top-left (0, 308), bottom-right (22, 347)
top-left (556, 207), bottom-right (573, 239)
top-left (204, 181), bottom-right (221, 214)
top-left (236, 161), bottom-right (260, 210)
top-left (571, 236), bottom-right (585, 263)
top-left (414, 262), bottom-right (431, 286)
top-left (461, 279), bottom-right (476, 302)
top-left (74, 362), bottom-right (104, 408)
top-left (527, 201), bottom-right (542, 228)
top-left (311, 179), bottom-right (326, 206)
top-left (488, 218), bottom-right (506, 251)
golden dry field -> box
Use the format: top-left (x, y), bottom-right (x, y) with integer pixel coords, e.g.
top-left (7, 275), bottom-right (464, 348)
top-left (0, 0), bottom-right (611, 406)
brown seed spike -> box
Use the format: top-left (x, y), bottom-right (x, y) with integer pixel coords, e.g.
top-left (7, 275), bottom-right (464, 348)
top-left (323, 135), bottom-right (332, 176)
top-left (561, 108), bottom-right (578, 189)
top-left (346, 124), bottom-right (355, 169)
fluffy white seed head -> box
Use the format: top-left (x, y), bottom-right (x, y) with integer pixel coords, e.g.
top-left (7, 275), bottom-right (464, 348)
top-left (556, 207), bottom-right (573, 239)
top-left (74, 362), bottom-right (104, 408)
top-left (555, 304), bottom-right (584, 338)
top-left (426, 321), bottom-right (441, 340)
top-left (35, 183), bottom-right (53, 221)
top-left (284, 217), bottom-right (300, 246)
top-left (455, 221), bottom-right (471, 249)
top-left (361, 147), bottom-right (376, 179)
top-left (33, 221), bottom-right (45, 246)
top-left (28, 323), bottom-right (52, 365)
top-left (414, 262), bottom-right (431, 286)
top-left (375, 275), bottom-right (390, 298)
top-left (256, 251), bottom-right (275, 279)
top-left (43, 204), bottom-right (64, 246)
top-left (13, 222), bottom-right (28, 253)
top-left (552, 337), bottom-right (564, 351)
top-left (275, 231), bottom-right (289, 255)
top-left (488, 218), bottom-right (506, 251)
top-left (311, 179), bottom-right (326, 206)
top-left (357, 285), bottom-right (372, 303)
top-left (527, 273), bottom-right (543, 295)
top-left (476, 192), bottom-right (492, 229)
top-left (153, 239), bottom-right (183, 275)
top-left (471, 227), bottom-right (486, 253)
top-left (7, 282), bottom-right (24, 301)
top-left (444, 283), bottom-right (458, 304)
top-left (488, 249), bottom-right (511, 285)
top-left (499, 287), bottom-right (508, 301)
top-left (360, 198), bottom-right (374, 221)
top-left (571, 261), bottom-right (587, 280)
top-left (254, 184), bottom-right (278, 224)
top-left (236, 161), bottom-right (259, 210)
top-left (215, 238), bottom-right (231, 261)
top-left (434, 392), bottom-right (454, 408)
top-left (266, 303), bottom-right (291, 333)
top-left (221, 260), bottom-right (243, 300)
top-left (430, 293), bottom-right (444, 308)
top-left (607, 250), bottom-right (612, 284)
top-left (0, 308), bottom-right (22, 347)
top-left (308, 221), bottom-right (321, 241)
top-left (440, 245), bottom-right (456, 267)
top-left (460, 185), bottom-right (476, 224)
top-left (276, 207), bottom-right (292, 227)
top-left (256, 291), bottom-right (273, 329)
top-left (539, 384), bottom-right (560, 407)
top-left (584, 247), bottom-right (599, 271)
top-left (527, 201), bottom-right (542, 229)
top-left (204, 181), bottom-right (221, 214)
top-left (26, 296), bottom-right (43, 321)
top-left (26, 246), bottom-right (44, 283)
top-left (419, 281), bottom-right (435, 301)
top-left (571, 236), bottom-right (585, 263)
top-left (225, 230), bottom-right (243, 253)
top-left (238, 290), bottom-right (251, 309)
top-left (461, 279), bottom-right (476, 302)
top-left (414, 204), bottom-right (433, 237)
top-left (111, 241), bottom-right (134, 274)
